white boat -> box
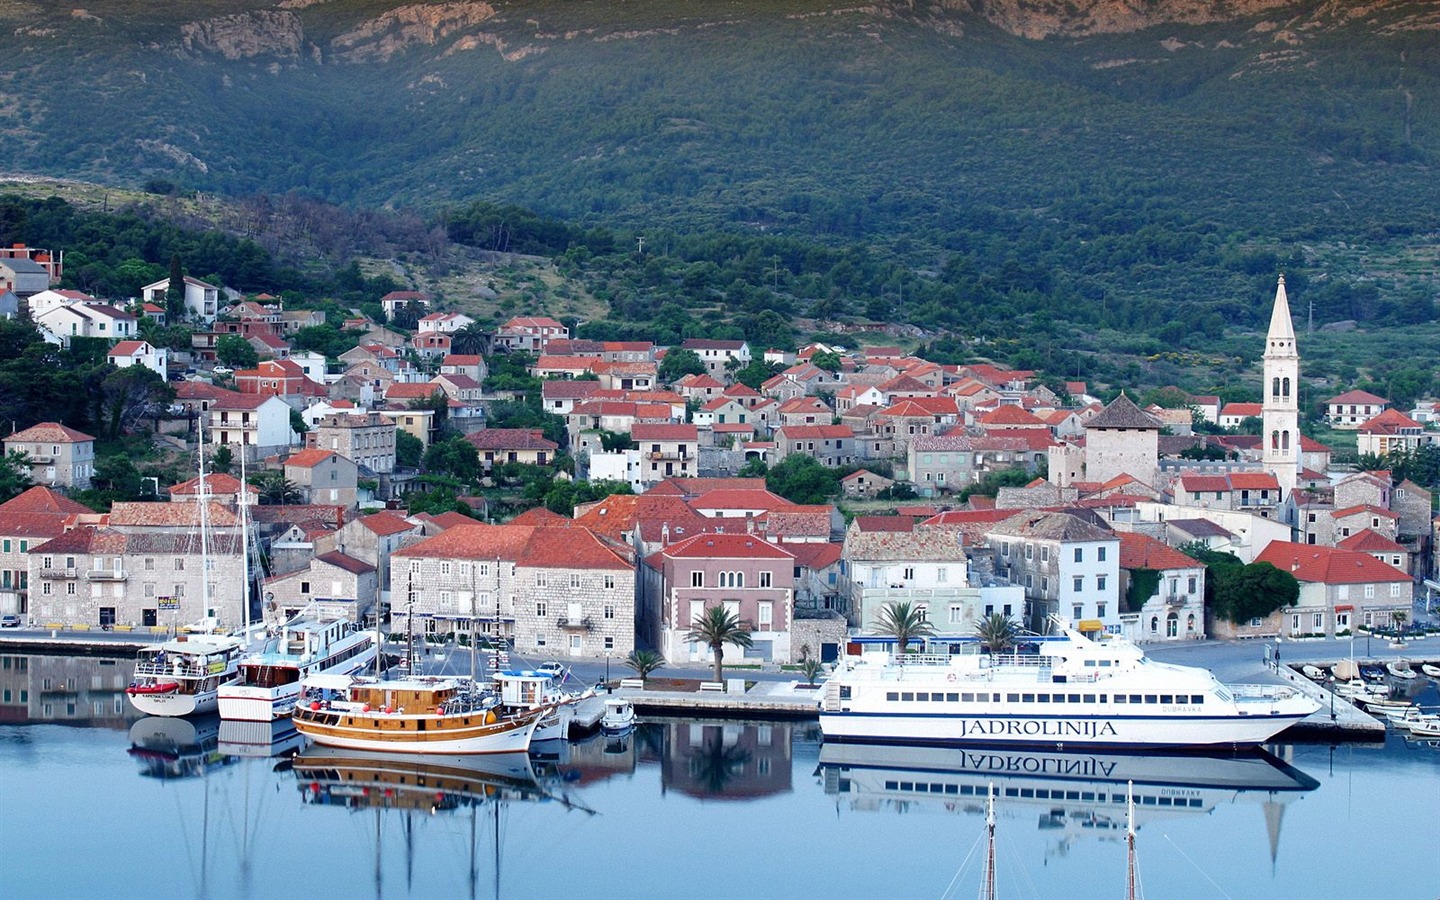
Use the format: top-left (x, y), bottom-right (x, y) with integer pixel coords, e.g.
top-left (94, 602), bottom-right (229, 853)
top-left (600, 697), bottom-right (636, 734)
top-left (127, 634), bottom-right (247, 716)
top-left (291, 674), bottom-right (544, 755)
top-left (1386, 659), bottom-right (1418, 680)
top-left (1421, 663), bottom-right (1440, 679)
top-left (218, 616), bottom-right (376, 721)
top-left (1335, 680), bottom-right (1388, 701)
top-left (818, 620), bottom-right (1320, 748)
top-left (1301, 664), bottom-right (1327, 681)
top-left (494, 669), bottom-right (592, 743)
top-left (1395, 708), bottom-right (1440, 734)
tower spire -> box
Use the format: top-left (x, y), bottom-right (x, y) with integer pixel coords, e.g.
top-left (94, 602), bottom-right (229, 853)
top-left (1267, 274), bottom-right (1296, 345)
top-left (1262, 274), bottom-right (1300, 497)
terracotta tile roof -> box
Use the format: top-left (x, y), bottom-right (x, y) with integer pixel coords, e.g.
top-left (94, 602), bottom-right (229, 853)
top-left (422, 511), bottom-right (483, 530)
top-left (109, 340), bottom-right (149, 356)
top-left (1256, 541), bottom-right (1408, 584)
top-left (518, 526), bottom-right (631, 570)
top-left (0, 486), bottom-right (92, 516)
top-left (844, 527), bottom-right (968, 561)
top-left (1326, 389), bottom-right (1388, 405)
top-left (1219, 402), bottom-right (1263, 418)
top-left (1227, 472), bottom-right (1280, 491)
top-left (986, 509), bottom-right (1114, 543)
top-left (465, 429), bottom-right (559, 452)
top-left (756, 505), bottom-right (834, 537)
top-left (358, 511), bottom-right (418, 536)
top-left (878, 375), bottom-right (933, 394)
top-left (1357, 408), bottom-right (1423, 433)
top-left (980, 405), bottom-right (1049, 427)
top-left (209, 393), bottom-right (276, 411)
top-left (1336, 529), bottom-right (1407, 554)
top-left (1165, 518), bottom-right (1234, 539)
top-left (175, 382), bottom-right (241, 401)
top-left (657, 532), bottom-right (796, 561)
top-left (1117, 532), bottom-right (1199, 571)
top-left (509, 507), bottom-right (571, 526)
top-left (574, 493), bottom-right (712, 544)
top-left (785, 541), bottom-right (843, 570)
top-left (284, 448), bottom-right (346, 469)
top-left (853, 516), bottom-right (915, 533)
top-left (969, 432), bottom-right (1055, 452)
top-left (676, 374), bottom-right (725, 389)
top-left (6, 422), bottom-right (95, 443)
top-left (167, 473), bottom-right (257, 497)
top-left (1086, 394), bottom-right (1162, 430)
top-left (386, 382), bottom-right (445, 400)
top-left (631, 423), bottom-right (698, 442)
top-left (646, 477), bottom-right (767, 497)
top-left (315, 551), bottom-right (376, 575)
top-left (0, 512), bottom-right (77, 539)
top-left (107, 501), bottom-right (240, 528)
top-left (542, 380), bottom-right (604, 401)
top-left (34, 527), bottom-right (243, 557)
top-left (776, 397), bottom-right (832, 415)
top-left (775, 425), bottom-right (854, 440)
top-left (247, 504), bottom-right (346, 530)
top-left (394, 523), bottom-right (532, 560)
top-left (689, 488), bottom-right (792, 512)
top-left (1331, 504), bottom-right (1398, 521)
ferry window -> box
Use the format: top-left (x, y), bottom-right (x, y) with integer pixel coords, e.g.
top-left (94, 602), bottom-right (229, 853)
top-left (947, 693), bottom-right (959, 702)
top-left (1099, 695), bottom-right (1107, 702)
top-left (1007, 693), bottom-right (1019, 703)
top-left (1144, 695), bottom-right (1158, 704)
top-left (1084, 660), bottom-right (1096, 667)
top-left (1022, 693), bottom-right (1034, 703)
top-left (1037, 694), bottom-right (1050, 703)
top-left (1191, 695), bottom-right (1204, 704)
top-left (901, 692), bottom-right (914, 702)
top-left (1115, 695), bottom-right (1127, 704)
top-left (1160, 695), bottom-right (1174, 704)
top-left (1128, 694), bottom-right (1140, 703)
top-left (887, 692), bottom-right (898, 701)
top-left (915, 692), bottom-right (928, 701)
top-left (1099, 660), bottom-right (1112, 667)
top-left (961, 693), bottom-right (974, 702)
top-left (1068, 694), bottom-right (1080, 703)
top-left (1082, 695), bottom-right (1096, 704)
top-left (932, 694), bottom-right (945, 702)
top-left (840, 687), bottom-right (851, 700)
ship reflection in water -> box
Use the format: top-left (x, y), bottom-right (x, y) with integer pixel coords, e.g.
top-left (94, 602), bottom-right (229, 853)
top-left (127, 715), bottom-right (235, 780)
top-left (292, 747), bottom-right (552, 812)
top-left (818, 743), bottom-right (1319, 859)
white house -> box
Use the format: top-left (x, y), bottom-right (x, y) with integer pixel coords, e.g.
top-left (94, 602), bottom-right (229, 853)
top-left (208, 394), bottom-right (298, 461)
top-left (141, 276), bottom-right (221, 323)
top-left (106, 340), bottom-right (168, 378)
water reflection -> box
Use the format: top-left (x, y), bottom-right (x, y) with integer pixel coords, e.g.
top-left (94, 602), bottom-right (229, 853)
top-left (0, 652), bottom-right (137, 727)
top-left (658, 720), bottom-right (793, 800)
top-left (818, 743), bottom-right (1319, 859)
top-left (128, 715), bottom-right (235, 780)
top-left (217, 718), bottom-right (305, 759)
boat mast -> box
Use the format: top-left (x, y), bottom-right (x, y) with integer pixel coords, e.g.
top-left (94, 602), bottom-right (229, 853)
top-left (238, 437), bottom-right (251, 637)
top-left (197, 417), bottom-right (212, 634)
top-left (980, 782), bottom-right (996, 900)
top-left (1126, 780), bottom-right (1140, 900)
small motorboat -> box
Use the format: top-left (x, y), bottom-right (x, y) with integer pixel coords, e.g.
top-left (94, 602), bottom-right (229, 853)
top-left (1420, 663), bottom-right (1440, 679)
top-left (1387, 660), bottom-right (1417, 680)
top-left (127, 680), bottom-right (181, 696)
top-left (1301, 665), bottom-right (1327, 681)
top-left (1396, 708), bottom-right (1440, 734)
top-left (1407, 720), bottom-right (1440, 739)
top-left (600, 697), bottom-right (636, 734)
top-left (1360, 664), bottom-right (1387, 681)
top-left (1360, 696), bottom-right (1414, 717)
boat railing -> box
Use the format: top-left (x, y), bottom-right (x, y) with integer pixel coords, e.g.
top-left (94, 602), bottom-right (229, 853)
top-left (986, 654), bottom-right (1057, 669)
top-left (135, 660), bottom-right (211, 678)
top-left (1229, 683), bottom-right (1300, 701)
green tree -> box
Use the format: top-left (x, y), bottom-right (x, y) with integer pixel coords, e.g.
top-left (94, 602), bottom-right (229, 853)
top-left (99, 365), bottom-right (171, 439)
top-left (0, 450), bottom-right (33, 503)
top-left (732, 359), bottom-right (783, 390)
top-left (809, 350), bottom-right (842, 373)
top-left (396, 430), bottom-right (424, 468)
top-left (247, 470), bottom-right (301, 505)
top-left (873, 600), bottom-right (935, 657)
top-left (209, 445), bottom-right (234, 476)
top-left (215, 334), bottom-right (258, 369)
top-left (451, 322), bottom-right (490, 356)
top-left (684, 605), bottom-right (754, 683)
top-left (765, 454), bottom-right (839, 504)
top-left (622, 649), bottom-right (666, 682)
top-left (657, 347), bottom-right (706, 384)
top-left (799, 658), bottom-right (825, 686)
top-left (166, 254), bottom-right (185, 322)
top-left (423, 435), bottom-right (482, 483)
top-left (973, 611), bottom-right (1019, 655)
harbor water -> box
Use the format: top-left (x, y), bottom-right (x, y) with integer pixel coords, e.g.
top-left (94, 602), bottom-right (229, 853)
top-left (1, 653), bottom-right (1437, 900)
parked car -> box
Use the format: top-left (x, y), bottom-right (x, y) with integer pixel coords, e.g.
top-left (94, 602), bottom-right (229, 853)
top-left (536, 662), bottom-right (566, 678)
top-left (0, 615), bottom-right (22, 628)
top-left (212, 365), bottom-right (233, 375)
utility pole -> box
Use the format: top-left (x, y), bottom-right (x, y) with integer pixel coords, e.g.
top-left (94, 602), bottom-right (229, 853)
top-left (635, 236), bottom-right (645, 254)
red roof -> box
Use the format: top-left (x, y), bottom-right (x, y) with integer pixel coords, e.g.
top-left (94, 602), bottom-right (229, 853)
top-left (689, 488), bottom-right (792, 512)
top-left (358, 511), bottom-right (417, 537)
top-left (1357, 408), bottom-right (1422, 433)
top-left (1256, 541), bottom-right (1409, 584)
top-left (656, 532), bottom-right (796, 561)
top-left (1331, 504), bottom-right (1398, 521)
top-left (979, 405), bottom-right (1048, 427)
top-left (465, 429), bottom-right (559, 452)
top-left (6, 422), bottom-right (95, 443)
top-left (1117, 532), bottom-right (1199, 572)
top-left (0, 486), bottom-right (92, 516)
top-left (1336, 529), bottom-right (1407, 555)
top-left (109, 340), bottom-right (149, 356)
top-left (167, 473), bottom-right (256, 497)
top-left (631, 423), bottom-right (698, 442)
top-left (1219, 402), bottom-right (1262, 418)
top-left (284, 448), bottom-right (346, 469)
top-left (1326, 390), bottom-right (1387, 406)
top-left (776, 425), bottom-right (854, 440)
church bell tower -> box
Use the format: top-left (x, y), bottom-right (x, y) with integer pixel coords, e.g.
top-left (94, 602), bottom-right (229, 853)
top-left (1262, 275), bottom-right (1300, 495)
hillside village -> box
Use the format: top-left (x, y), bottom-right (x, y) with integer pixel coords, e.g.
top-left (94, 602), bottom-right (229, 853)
top-left (2, 245), bottom-right (1438, 669)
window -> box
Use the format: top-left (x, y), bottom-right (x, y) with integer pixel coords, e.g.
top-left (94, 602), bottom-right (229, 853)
top-left (1188, 576), bottom-right (1197, 594)
top-left (144, 558), bottom-right (154, 571)
top-left (535, 572), bottom-right (547, 587)
top-left (1073, 604), bottom-right (1083, 619)
top-left (604, 604), bottom-right (615, 620)
top-left (1096, 575), bottom-right (1107, 592)
top-left (300, 581), bottom-right (311, 594)
top-left (536, 601), bottom-right (547, 618)
top-left (949, 606), bottom-right (965, 624)
top-left (1073, 576), bottom-right (1083, 592)
top-left (691, 571), bottom-right (704, 588)
top-left (604, 575), bottom-right (616, 590)
top-left (1074, 547), bottom-right (1083, 563)
top-left (536, 633), bottom-right (546, 647)
top-left (1097, 546), bottom-right (1107, 562)
top-left (937, 567), bottom-right (947, 583)
top-left (440, 562), bottom-right (451, 576)
top-left (174, 558), bottom-right (184, 571)
top-left (1025, 544), bottom-right (1033, 560)
top-left (66, 582), bottom-right (76, 595)
top-left (1363, 584), bottom-right (1375, 599)
top-left (759, 571), bottom-right (772, 588)
top-left (1097, 603), bottom-right (1107, 618)
top-left (1040, 546), bottom-right (1049, 563)
top-left (758, 602), bottom-right (773, 628)
top-left (1001, 542), bottom-right (1010, 557)
top-left (571, 573), bottom-right (582, 589)
top-left (903, 567), bottom-right (915, 580)
top-left (604, 636), bottom-right (614, 651)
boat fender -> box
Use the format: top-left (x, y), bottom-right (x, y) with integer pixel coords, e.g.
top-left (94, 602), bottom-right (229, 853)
top-left (484, 710), bottom-right (497, 725)
top-left (362, 704), bottom-right (371, 712)
top-left (383, 706), bottom-right (392, 714)
top-left (310, 701), bottom-right (321, 711)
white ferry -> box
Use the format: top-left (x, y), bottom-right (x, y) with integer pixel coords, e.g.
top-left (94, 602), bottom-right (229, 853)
top-left (218, 617), bottom-right (376, 722)
top-left (126, 634), bottom-right (247, 717)
top-left (818, 622), bottom-right (1319, 748)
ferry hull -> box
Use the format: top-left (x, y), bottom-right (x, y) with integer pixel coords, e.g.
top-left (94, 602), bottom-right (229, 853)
top-left (818, 710), bottom-right (1311, 749)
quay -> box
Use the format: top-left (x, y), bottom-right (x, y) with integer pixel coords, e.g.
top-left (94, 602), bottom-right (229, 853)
top-left (4, 629), bottom-right (1434, 743)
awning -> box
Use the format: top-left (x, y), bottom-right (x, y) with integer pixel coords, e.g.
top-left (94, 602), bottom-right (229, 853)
top-left (1335, 604), bottom-right (1354, 612)
top-left (1078, 619), bottom-right (1103, 632)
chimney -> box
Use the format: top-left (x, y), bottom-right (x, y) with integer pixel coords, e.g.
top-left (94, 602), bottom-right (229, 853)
top-left (661, 522), bottom-right (669, 546)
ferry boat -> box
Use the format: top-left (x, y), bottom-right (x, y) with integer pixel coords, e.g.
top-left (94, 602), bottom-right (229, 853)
top-left (818, 621), bottom-right (1320, 748)
top-left (126, 634), bottom-right (247, 717)
top-left (217, 617), bottom-right (376, 722)
top-left (290, 674), bottom-right (545, 755)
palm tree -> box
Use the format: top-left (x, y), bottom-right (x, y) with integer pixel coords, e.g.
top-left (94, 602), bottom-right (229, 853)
top-left (451, 322), bottom-right (490, 356)
top-left (623, 649), bottom-right (666, 682)
top-left (799, 658), bottom-right (825, 687)
top-left (685, 605), bottom-right (753, 683)
top-left (873, 600), bottom-right (934, 658)
top-left (973, 612), bottom-right (1019, 656)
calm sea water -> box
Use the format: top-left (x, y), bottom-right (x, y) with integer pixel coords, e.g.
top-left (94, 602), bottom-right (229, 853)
top-left (1, 654), bottom-right (1437, 900)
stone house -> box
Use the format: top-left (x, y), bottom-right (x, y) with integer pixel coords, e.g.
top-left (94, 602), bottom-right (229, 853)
top-left (263, 550), bottom-right (377, 624)
top-left (841, 522), bottom-right (975, 632)
top-left (284, 448), bottom-right (360, 508)
top-left (908, 434), bottom-right (974, 496)
top-left (323, 511), bottom-right (423, 609)
top-left (840, 469), bottom-right (894, 499)
top-left (464, 429), bottom-right (559, 470)
top-left (313, 412), bottom-right (397, 475)
top-left (632, 423), bottom-right (699, 486)
top-left (393, 523), bottom-right (635, 660)
top-left (4, 422), bottom-right (96, 491)
top-left (984, 511), bottom-right (1121, 633)
top-left (772, 425), bottom-right (856, 468)
top-left (641, 532), bottom-right (798, 666)
top-left (1116, 532), bottom-right (1206, 643)
top-left (1253, 541), bottom-right (1411, 637)
top-left (0, 487), bottom-right (92, 618)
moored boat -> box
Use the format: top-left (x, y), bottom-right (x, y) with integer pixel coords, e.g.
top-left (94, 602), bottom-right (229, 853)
top-left (218, 616), bottom-right (376, 721)
top-left (1301, 664), bottom-right (1327, 681)
top-left (494, 669), bottom-right (592, 743)
top-left (1386, 659), bottom-right (1417, 680)
top-left (818, 620), bottom-right (1320, 748)
top-left (291, 673), bottom-right (545, 755)
top-left (600, 697), bottom-right (636, 734)
top-left (127, 635), bottom-right (247, 717)
top-left (1421, 663), bottom-right (1440, 679)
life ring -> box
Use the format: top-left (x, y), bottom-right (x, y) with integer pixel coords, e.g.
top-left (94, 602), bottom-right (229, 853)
top-left (946, 673), bottom-right (957, 682)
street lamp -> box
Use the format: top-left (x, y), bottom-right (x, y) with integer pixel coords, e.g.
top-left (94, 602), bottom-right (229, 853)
top-left (1328, 675), bottom-right (1336, 721)
top-left (604, 649), bottom-right (611, 689)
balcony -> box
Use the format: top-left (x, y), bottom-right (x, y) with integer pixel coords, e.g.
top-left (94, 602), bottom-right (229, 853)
top-left (39, 569), bottom-right (76, 579)
top-left (556, 616), bottom-right (593, 631)
top-left (1165, 594), bottom-right (1186, 607)
top-left (647, 450), bottom-right (690, 460)
top-left (86, 569), bottom-right (128, 582)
